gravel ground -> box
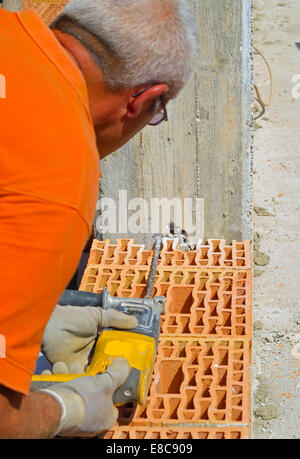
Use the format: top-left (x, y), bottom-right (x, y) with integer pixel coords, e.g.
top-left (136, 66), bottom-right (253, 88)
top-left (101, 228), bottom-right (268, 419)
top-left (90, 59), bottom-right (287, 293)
top-left (252, 0), bottom-right (300, 439)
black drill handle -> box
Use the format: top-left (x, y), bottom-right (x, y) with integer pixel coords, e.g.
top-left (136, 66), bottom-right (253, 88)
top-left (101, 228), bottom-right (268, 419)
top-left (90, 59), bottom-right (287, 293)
top-left (58, 290), bottom-right (103, 307)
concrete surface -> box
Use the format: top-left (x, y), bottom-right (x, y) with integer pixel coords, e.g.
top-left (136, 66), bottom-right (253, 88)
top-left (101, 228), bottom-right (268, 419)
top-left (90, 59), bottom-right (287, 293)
top-left (2, 0), bottom-right (23, 11)
top-left (252, 0), bottom-right (300, 439)
top-left (99, 0), bottom-right (253, 247)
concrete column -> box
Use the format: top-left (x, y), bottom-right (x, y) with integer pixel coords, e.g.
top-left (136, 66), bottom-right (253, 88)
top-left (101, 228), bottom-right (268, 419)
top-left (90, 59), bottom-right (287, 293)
top-left (98, 0), bottom-right (253, 246)
top-left (2, 0), bottom-right (23, 12)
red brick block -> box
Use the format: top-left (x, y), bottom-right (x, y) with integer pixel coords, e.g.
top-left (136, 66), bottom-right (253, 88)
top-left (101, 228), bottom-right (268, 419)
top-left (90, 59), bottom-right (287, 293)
top-left (78, 238), bottom-right (252, 437)
top-left (104, 426), bottom-right (250, 439)
top-left (80, 238), bottom-right (251, 273)
top-left (116, 338), bottom-right (251, 427)
top-left (80, 266), bottom-right (252, 338)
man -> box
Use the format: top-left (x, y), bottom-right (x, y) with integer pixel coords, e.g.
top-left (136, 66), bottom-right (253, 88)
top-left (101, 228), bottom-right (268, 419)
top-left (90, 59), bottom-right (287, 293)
top-left (0, 0), bottom-right (199, 438)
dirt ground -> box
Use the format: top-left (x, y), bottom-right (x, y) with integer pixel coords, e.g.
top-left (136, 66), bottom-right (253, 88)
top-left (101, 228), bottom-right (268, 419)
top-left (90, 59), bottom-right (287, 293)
top-left (252, 0), bottom-right (300, 439)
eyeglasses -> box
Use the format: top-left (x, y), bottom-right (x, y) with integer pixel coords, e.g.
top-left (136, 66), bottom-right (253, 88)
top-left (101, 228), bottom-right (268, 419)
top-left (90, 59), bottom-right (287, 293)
top-left (132, 86), bottom-right (168, 126)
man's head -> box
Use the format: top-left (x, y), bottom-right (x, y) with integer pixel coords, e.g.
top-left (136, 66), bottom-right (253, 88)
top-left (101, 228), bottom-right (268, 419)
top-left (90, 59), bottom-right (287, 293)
top-left (51, 0), bottom-right (200, 158)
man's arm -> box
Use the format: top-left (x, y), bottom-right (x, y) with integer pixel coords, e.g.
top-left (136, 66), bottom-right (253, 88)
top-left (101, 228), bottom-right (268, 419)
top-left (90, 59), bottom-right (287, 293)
top-left (0, 359), bottom-right (129, 438)
top-left (0, 385), bottom-right (61, 439)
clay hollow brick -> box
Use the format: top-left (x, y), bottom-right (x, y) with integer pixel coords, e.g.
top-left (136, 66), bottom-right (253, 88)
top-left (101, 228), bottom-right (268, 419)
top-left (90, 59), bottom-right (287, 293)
top-left (82, 238), bottom-right (251, 271)
top-left (103, 426), bottom-right (250, 440)
top-left (115, 338), bottom-right (250, 427)
top-left (78, 238), bottom-right (252, 436)
top-left (80, 265), bottom-right (252, 338)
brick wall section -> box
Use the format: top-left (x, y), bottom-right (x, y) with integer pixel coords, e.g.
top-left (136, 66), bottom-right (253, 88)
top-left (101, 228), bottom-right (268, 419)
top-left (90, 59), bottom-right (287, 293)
top-left (79, 239), bottom-right (252, 439)
top-left (103, 426), bottom-right (250, 440)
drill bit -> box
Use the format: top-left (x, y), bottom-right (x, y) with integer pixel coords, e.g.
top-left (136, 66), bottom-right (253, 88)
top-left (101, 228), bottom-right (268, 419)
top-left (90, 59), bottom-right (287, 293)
top-left (145, 234), bottom-right (162, 299)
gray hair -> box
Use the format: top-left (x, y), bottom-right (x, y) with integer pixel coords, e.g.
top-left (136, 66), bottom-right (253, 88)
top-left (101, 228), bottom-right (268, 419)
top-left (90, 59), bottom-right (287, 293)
top-left (51, 0), bottom-right (200, 99)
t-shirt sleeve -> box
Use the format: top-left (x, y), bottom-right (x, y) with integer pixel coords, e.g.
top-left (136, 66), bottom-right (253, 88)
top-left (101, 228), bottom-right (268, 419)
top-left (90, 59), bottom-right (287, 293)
top-left (0, 189), bottom-right (89, 395)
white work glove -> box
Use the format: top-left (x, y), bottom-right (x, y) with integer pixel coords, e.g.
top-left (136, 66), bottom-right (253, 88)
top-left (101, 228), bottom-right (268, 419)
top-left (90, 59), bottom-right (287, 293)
top-left (40, 358), bottom-right (130, 437)
top-left (42, 305), bottom-right (138, 373)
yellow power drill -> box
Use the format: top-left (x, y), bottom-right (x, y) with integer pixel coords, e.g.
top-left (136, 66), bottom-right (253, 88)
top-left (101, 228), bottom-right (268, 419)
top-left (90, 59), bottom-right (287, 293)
top-left (31, 236), bottom-right (164, 406)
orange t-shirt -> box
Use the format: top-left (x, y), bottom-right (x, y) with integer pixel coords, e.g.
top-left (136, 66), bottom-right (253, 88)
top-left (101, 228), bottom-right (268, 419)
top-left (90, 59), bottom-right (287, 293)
top-left (0, 9), bottom-right (101, 394)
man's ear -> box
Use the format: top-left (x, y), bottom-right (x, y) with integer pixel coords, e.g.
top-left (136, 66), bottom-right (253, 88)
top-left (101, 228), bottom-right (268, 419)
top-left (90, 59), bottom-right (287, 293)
top-left (127, 84), bottom-right (168, 119)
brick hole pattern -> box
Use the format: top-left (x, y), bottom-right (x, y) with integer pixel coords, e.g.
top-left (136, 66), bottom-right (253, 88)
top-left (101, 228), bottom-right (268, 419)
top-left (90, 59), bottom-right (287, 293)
top-left (115, 338), bottom-right (250, 426)
top-left (104, 426), bottom-right (250, 439)
top-left (80, 265), bottom-right (252, 338)
top-left (80, 238), bottom-right (251, 272)
top-left (79, 239), bottom-right (252, 437)
top-left (161, 270), bottom-right (251, 338)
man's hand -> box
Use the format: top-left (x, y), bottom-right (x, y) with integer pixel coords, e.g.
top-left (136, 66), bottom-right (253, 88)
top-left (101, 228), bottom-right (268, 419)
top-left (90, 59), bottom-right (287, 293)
top-left (40, 359), bottom-right (130, 437)
top-left (42, 305), bottom-right (138, 373)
